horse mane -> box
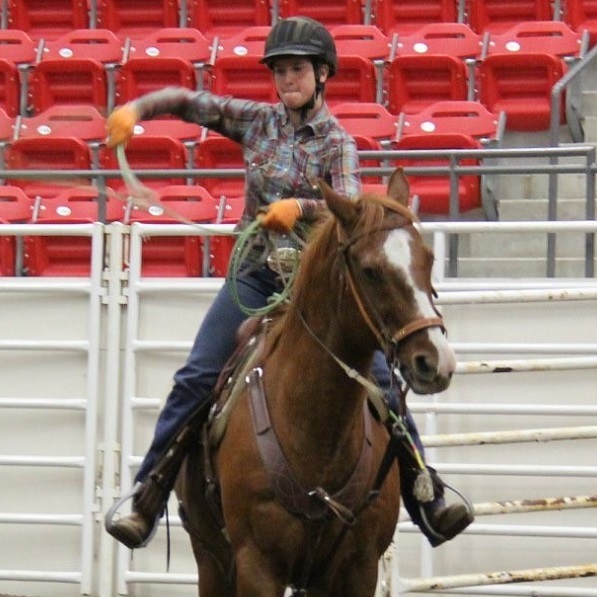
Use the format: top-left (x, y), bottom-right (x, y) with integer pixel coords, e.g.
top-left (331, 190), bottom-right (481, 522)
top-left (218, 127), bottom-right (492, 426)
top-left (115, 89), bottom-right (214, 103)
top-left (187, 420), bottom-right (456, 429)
top-left (298, 191), bottom-right (416, 284)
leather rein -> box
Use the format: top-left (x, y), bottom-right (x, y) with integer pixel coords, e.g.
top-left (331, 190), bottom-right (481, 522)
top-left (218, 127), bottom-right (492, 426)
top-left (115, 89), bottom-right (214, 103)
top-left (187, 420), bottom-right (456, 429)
top-left (337, 220), bottom-right (445, 357)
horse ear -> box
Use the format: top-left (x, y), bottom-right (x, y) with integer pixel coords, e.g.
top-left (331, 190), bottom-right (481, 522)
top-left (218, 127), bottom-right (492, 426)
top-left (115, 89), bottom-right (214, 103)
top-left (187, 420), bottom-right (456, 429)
top-left (387, 167), bottom-right (410, 207)
top-left (316, 178), bottom-right (358, 226)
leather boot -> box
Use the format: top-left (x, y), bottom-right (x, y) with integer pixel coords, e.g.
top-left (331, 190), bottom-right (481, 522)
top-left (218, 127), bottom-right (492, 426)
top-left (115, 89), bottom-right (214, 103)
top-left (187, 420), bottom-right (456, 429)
top-left (402, 465), bottom-right (474, 547)
top-left (105, 424), bottom-right (199, 549)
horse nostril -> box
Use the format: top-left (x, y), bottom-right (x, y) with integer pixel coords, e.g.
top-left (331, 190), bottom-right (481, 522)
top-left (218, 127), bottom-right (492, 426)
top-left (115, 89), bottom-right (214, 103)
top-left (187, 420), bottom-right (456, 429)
top-left (414, 353), bottom-right (438, 381)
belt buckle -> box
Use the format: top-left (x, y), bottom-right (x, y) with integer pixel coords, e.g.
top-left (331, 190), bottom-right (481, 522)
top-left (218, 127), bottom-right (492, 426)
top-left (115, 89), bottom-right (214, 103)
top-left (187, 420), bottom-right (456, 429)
top-left (266, 246), bottom-right (300, 275)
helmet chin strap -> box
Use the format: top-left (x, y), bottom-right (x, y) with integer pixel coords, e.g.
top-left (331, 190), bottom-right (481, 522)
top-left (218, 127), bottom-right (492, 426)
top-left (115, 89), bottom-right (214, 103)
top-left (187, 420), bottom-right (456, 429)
top-left (297, 62), bottom-right (325, 123)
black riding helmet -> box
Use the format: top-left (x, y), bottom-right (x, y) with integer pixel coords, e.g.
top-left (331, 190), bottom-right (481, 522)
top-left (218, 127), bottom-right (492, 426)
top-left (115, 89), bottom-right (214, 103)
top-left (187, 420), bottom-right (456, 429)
top-left (260, 16), bottom-right (338, 78)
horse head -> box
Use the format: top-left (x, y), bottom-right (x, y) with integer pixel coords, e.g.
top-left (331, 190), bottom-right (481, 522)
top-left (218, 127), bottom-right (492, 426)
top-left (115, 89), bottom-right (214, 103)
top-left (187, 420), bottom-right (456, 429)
top-left (316, 168), bottom-right (456, 395)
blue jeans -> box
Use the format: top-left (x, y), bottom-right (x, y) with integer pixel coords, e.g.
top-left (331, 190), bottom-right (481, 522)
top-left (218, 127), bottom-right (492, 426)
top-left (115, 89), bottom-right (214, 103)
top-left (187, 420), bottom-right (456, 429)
top-left (134, 264), bottom-right (438, 532)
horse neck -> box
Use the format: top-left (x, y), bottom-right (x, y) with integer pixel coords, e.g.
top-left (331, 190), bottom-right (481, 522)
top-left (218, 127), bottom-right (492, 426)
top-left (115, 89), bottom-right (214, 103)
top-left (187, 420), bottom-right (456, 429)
top-left (264, 248), bottom-right (377, 453)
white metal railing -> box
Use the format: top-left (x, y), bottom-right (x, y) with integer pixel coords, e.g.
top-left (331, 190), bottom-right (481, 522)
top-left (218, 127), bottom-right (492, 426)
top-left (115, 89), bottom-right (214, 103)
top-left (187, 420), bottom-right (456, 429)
top-left (0, 223), bottom-right (105, 594)
top-left (0, 221), bottom-right (596, 597)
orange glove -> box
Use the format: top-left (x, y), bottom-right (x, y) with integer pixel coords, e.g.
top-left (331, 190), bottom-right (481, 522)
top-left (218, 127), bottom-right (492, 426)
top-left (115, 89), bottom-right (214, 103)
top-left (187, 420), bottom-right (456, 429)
top-left (259, 199), bottom-right (303, 233)
top-left (106, 104), bottom-right (139, 148)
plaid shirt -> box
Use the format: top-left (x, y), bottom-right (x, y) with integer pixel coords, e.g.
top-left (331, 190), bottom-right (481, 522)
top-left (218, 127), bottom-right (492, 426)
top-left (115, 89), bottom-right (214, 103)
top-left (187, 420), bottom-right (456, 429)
top-left (134, 87), bottom-right (362, 225)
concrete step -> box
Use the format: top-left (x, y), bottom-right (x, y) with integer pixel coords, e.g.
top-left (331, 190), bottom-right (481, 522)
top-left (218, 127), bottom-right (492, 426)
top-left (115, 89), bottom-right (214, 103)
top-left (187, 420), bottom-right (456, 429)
top-left (449, 256), bottom-right (595, 278)
top-left (458, 227), bottom-right (593, 259)
top-left (498, 197), bottom-right (597, 220)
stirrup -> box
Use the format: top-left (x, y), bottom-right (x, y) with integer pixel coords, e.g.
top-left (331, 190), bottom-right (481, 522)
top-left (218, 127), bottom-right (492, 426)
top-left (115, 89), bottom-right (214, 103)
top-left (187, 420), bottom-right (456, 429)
top-left (104, 482), bottom-right (160, 548)
top-left (418, 482), bottom-right (475, 546)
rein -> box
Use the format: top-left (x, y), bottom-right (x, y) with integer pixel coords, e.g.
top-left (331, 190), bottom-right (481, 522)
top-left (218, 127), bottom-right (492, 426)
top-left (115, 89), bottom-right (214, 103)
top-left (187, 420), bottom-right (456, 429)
top-left (338, 222), bottom-right (445, 355)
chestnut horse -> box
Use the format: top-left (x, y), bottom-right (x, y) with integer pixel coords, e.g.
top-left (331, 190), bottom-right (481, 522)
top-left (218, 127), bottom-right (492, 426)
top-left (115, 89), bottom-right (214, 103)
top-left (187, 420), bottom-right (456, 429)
top-left (175, 169), bottom-right (456, 597)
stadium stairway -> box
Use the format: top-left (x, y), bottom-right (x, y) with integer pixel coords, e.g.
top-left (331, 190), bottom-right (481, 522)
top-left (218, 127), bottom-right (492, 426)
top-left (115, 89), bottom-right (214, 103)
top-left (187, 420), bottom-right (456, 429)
top-left (452, 58), bottom-right (597, 278)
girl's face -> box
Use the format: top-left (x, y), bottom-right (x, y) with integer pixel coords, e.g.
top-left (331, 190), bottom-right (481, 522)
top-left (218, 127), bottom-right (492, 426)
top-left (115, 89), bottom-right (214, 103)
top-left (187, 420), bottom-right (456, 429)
top-left (272, 57), bottom-right (328, 111)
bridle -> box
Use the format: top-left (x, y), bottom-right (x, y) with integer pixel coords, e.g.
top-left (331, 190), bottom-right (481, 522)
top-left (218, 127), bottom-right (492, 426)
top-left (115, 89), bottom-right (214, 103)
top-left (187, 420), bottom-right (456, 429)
top-left (337, 218), bottom-right (445, 360)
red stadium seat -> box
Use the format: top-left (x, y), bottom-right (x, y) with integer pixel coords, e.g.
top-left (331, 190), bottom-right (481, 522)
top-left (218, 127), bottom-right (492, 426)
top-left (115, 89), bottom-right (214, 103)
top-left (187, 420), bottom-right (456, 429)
top-left (215, 26), bottom-right (271, 59)
top-left (325, 55), bottom-right (379, 106)
top-left (115, 57), bottom-right (198, 104)
top-left (29, 58), bottom-right (109, 114)
top-left (465, 0), bottom-right (553, 35)
top-left (331, 24), bottom-right (391, 60)
top-left (373, 0), bottom-right (458, 36)
top-left (0, 108), bottom-right (17, 170)
top-left (0, 59), bottom-right (21, 118)
top-left (211, 192), bottom-right (245, 277)
top-left (7, 0), bottom-right (89, 41)
top-left (485, 21), bottom-right (583, 59)
top-left (187, 0), bottom-right (271, 39)
top-left (396, 100), bottom-right (505, 146)
top-left (127, 185), bottom-right (218, 277)
top-left (393, 133), bottom-right (482, 215)
top-left (331, 102), bottom-right (398, 144)
top-left (0, 29), bottom-right (39, 64)
top-left (0, 185), bottom-right (33, 221)
top-left (565, 0), bottom-right (597, 48)
top-left (393, 22), bottom-right (482, 60)
top-left (36, 186), bottom-right (124, 222)
top-left (478, 52), bottom-right (566, 131)
top-left (40, 29), bottom-right (124, 64)
top-left (211, 55), bottom-right (278, 103)
top-left (18, 105), bottom-right (107, 142)
top-left (95, 0), bottom-right (180, 40)
top-left (23, 186), bottom-right (122, 277)
top-left (0, 185), bottom-right (34, 276)
top-left (99, 135), bottom-right (189, 191)
top-left (126, 27), bottom-right (213, 64)
top-left (386, 54), bottom-right (468, 115)
top-left (194, 134), bottom-right (245, 199)
top-left (5, 136), bottom-right (93, 198)
top-left (278, 0), bottom-right (363, 26)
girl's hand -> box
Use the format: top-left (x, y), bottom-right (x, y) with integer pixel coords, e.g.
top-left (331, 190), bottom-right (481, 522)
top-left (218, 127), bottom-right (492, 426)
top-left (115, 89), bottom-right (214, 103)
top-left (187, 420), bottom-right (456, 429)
top-left (259, 199), bottom-right (302, 233)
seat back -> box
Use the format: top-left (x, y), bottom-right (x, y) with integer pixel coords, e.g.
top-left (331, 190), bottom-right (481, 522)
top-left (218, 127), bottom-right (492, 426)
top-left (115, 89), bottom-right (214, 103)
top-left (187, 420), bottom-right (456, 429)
top-left (40, 29), bottom-right (124, 63)
top-left (194, 135), bottom-right (245, 199)
top-left (30, 59), bottom-right (108, 114)
top-left (325, 55), bottom-right (378, 106)
top-left (127, 185), bottom-right (218, 277)
top-left (395, 22), bottom-right (482, 59)
top-left (188, 0), bottom-right (271, 39)
top-left (331, 102), bottom-right (398, 142)
top-left (18, 105), bottom-right (107, 142)
top-left (5, 136), bottom-right (93, 198)
top-left (37, 186), bottom-right (124, 222)
top-left (478, 52), bottom-right (566, 131)
top-left (373, 0), bottom-right (457, 35)
top-left (115, 58), bottom-right (197, 104)
top-left (466, 0), bottom-right (553, 34)
top-left (278, 0), bottom-right (363, 26)
top-left (210, 55), bottom-right (278, 103)
top-left (0, 29), bottom-right (38, 64)
top-left (99, 135), bottom-right (188, 190)
top-left (393, 133), bottom-right (481, 214)
top-left (0, 59), bottom-right (21, 117)
top-left (0, 185), bottom-right (34, 221)
top-left (127, 28), bottom-right (213, 63)
top-left (565, 0), bottom-right (597, 47)
top-left (332, 25), bottom-right (391, 60)
top-left (7, 0), bottom-right (89, 41)
top-left (386, 54), bottom-right (468, 115)
top-left (397, 100), bottom-right (504, 145)
top-left (95, 0), bottom-right (179, 39)
top-left (486, 21), bottom-right (582, 59)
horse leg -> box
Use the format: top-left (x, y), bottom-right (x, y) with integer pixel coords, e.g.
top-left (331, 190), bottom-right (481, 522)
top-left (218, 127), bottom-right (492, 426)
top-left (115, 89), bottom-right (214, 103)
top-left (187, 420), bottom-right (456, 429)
top-left (234, 545), bottom-right (284, 597)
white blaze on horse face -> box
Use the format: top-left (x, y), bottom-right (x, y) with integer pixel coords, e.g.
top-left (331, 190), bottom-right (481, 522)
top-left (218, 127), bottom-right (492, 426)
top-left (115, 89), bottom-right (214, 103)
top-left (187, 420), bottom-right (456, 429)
top-left (383, 230), bottom-right (455, 373)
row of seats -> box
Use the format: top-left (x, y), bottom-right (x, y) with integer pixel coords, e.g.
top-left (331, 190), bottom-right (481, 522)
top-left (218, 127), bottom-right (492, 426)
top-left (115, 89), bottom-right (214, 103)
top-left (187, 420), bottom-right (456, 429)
top-left (3, 0), bottom-right (597, 44)
top-left (0, 183), bottom-right (240, 277)
top-left (0, 21), bottom-right (584, 131)
top-left (0, 97), bottom-right (505, 213)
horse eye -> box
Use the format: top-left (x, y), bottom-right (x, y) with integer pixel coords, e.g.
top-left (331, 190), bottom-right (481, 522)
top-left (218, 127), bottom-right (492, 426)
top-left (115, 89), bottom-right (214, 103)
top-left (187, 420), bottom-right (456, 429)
top-left (362, 267), bottom-right (382, 283)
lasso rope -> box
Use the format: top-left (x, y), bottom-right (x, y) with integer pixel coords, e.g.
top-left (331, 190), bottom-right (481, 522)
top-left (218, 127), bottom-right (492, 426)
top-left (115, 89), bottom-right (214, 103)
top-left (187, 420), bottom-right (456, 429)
top-left (116, 143), bottom-right (300, 317)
